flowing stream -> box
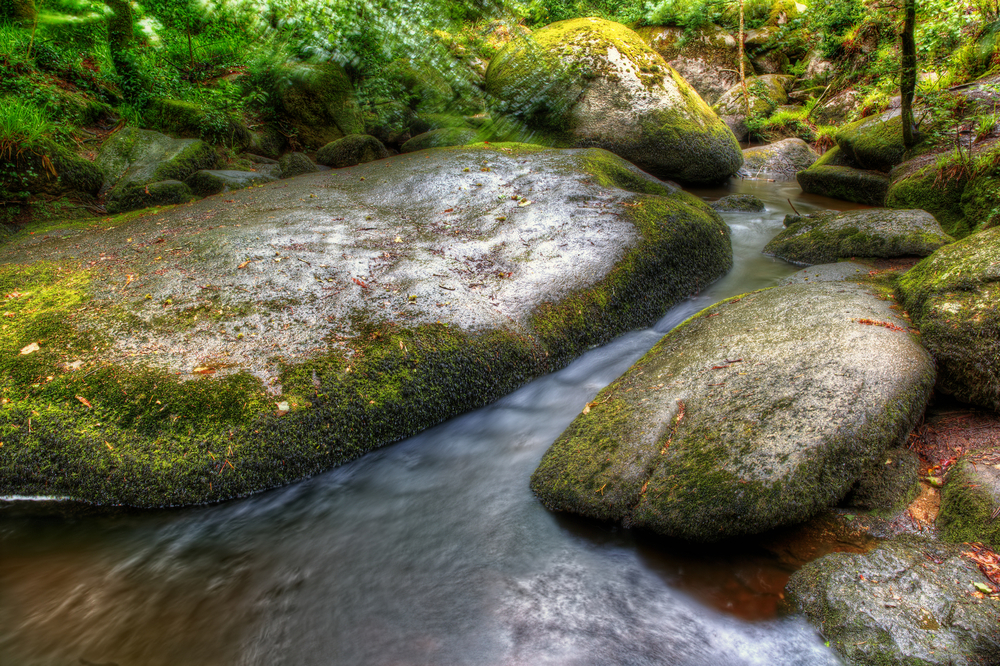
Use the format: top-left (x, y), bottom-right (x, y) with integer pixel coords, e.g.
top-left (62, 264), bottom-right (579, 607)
top-left (1, 179), bottom-right (865, 666)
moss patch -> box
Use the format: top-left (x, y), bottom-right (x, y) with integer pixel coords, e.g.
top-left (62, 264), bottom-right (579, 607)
top-left (939, 456), bottom-right (1000, 549)
top-left (796, 164), bottom-right (890, 206)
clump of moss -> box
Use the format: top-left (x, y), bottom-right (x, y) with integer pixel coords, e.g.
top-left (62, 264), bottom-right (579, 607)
top-left (939, 456), bottom-right (1000, 549)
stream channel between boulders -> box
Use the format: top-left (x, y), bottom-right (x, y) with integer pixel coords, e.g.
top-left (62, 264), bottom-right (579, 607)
top-left (1, 179), bottom-right (868, 666)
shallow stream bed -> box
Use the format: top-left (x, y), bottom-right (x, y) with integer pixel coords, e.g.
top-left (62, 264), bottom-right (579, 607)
top-left (1, 179), bottom-right (867, 666)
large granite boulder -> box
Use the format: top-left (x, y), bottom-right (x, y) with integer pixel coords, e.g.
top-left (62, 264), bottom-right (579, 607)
top-left (485, 17), bottom-right (742, 184)
top-left (531, 264), bottom-right (935, 541)
top-left (785, 539), bottom-right (1000, 666)
top-left (897, 227), bottom-right (1000, 411)
top-left (796, 148), bottom-right (891, 206)
top-left (0, 144), bottom-right (731, 507)
top-left (740, 138), bottom-right (818, 179)
top-left (713, 74), bottom-right (793, 142)
top-left (400, 128), bottom-right (480, 153)
top-left (96, 127), bottom-right (219, 213)
top-left (763, 209), bottom-right (954, 266)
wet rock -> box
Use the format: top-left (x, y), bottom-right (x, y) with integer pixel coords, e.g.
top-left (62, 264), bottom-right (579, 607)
top-left (184, 170), bottom-right (277, 197)
top-left (531, 266), bottom-right (935, 541)
top-left (785, 539), bottom-right (1000, 666)
top-left (315, 134), bottom-right (391, 168)
top-left (486, 17), bottom-right (742, 184)
top-left (796, 148), bottom-right (891, 206)
top-left (939, 453), bottom-right (1000, 549)
top-left (0, 144), bottom-right (732, 507)
top-left (96, 127), bottom-right (219, 211)
top-left (740, 138), bottom-right (818, 179)
top-left (897, 227), bottom-right (1000, 411)
top-left (710, 194), bottom-right (765, 212)
top-left (812, 89), bottom-right (861, 126)
top-left (277, 152), bottom-right (318, 179)
top-left (842, 447), bottom-right (921, 514)
top-left (762, 209), bottom-right (954, 266)
top-left (400, 128), bottom-right (480, 153)
top-left (105, 179), bottom-right (196, 214)
top-left (713, 75), bottom-right (793, 142)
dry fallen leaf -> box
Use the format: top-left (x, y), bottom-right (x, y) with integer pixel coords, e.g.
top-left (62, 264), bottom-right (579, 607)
top-left (238, 260), bottom-right (251, 269)
top-left (76, 395), bottom-right (93, 409)
top-left (192, 366), bottom-right (216, 375)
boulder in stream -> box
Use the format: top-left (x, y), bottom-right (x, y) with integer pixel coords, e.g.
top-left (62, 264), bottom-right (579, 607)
top-left (896, 226), bottom-right (1000, 411)
top-left (739, 138), bottom-right (818, 180)
top-left (485, 17), bottom-right (743, 185)
top-left (0, 144), bottom-right (731, 507)
top-left (796, 148), bottom-right (891, 206)
top-left (710, 194), bottom-right (765, 212)
top-left (531, 263), bottom-right (935, 541)
top-left (763, 209), bottom-right (954, 266)
top-left (785, 539), bottom-right (1000, 666)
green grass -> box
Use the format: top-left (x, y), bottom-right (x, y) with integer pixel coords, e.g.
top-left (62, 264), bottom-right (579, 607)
top-left (0, 97), bottom-right (53, 151)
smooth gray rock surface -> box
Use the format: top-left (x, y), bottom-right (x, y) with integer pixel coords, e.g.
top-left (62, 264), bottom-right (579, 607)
top-left (739, 138), bottom-right (818, 179)
top-left (785, 539), bottom-right (1000, 666)
top-left (532, 266), bottom-right (935, 541)
top-left (185, 169), bottom-right (277, 197)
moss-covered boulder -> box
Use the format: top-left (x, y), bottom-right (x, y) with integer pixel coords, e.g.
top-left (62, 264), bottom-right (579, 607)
top-left (146, 98), bottom-right (251, 148)
top-left (763, 209), bottom-right (954, 266)
top-left (796, 161), bottom-right (891, 206)
top-left (530, 265), bottom-right (934, 541)
top-left (887, 158), bottom-right (972, 239)
top-left (315, 134), bottom-right (390, 168)
top-left (897, 227), bottom-right (1000, 411)
top-left (272, 62), bottom-right (364, 149)
top-left (105, 179), bottom-right (196, 213)
top-left (842, 447), bottom-right (921, 513)
top-left (812, 89), bottom-right (861, 126)
top-left (183, 170), bottom-right (277, 197)
top-left (939, 454), bottom-right (1000, 549)
top-left (400, 128), bottom-right (480, 153)
top-left (96, 127), bottom-right (219, 209)
top-left (485, 17), bottom-right (742, 185)
top-left (637, 25), bottom-right (746, 106)
top-left (710, 193), bottom-right (765, 212)
top-left (0, 144), bottom-right (731, 507)
top-left (277, 152), bottom-right (318, 179)
top-left (385, 58), bottom-right (457, 114)
top-left (835, 110), bottom-right (909, 173)
top-left (785, 539), bottom-right (1000, 666)
top-left (740, 138), bottom-right (818, 179)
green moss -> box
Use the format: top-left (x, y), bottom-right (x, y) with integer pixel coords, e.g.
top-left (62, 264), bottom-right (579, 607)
top-left (843, 447), bottom-right (921, 515)
top-left (150, 140), bottom-right (218, 182)
top-left (961, 173), bottom-right (1000, 233)
top-left (835, 113), bottom-right (908, 172)
top-left (106, 180), bottom-right (195, 215)
top-left (273, 62), bottom-right (363, 150)
top-left (579, 147), bottom-right (676, 196)
top-left (887, 163), bottom-right (971, 239)
top-left (796, 164), bottom-right (890, 206)
top-left (939, 458), bottom-right (1000, 549)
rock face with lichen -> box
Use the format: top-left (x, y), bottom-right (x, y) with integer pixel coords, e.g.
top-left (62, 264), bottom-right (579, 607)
top-left (897, 227), bottom-right (1000, 411)
top-left (637, 25), bottom-right (744, 106)
top-left (0, 144), bottom-right (732, 507)
top-left (485, 17), bottom-right (742, 185)
top-left (763, 209), bottom-right (954, 266)
top-left (530, 264), bottom-right (934, 541)
top-left (785, 539), bottom-right (1000, 666)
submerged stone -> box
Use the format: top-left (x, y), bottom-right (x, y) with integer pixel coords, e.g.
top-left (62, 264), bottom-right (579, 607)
top-left (762, 208), bottom-right (954, 266)
top-left (785, 539), bottom-right (1000, 666)
top-left (531, 266), bottom-right (934, 541)
top-left (485, 17), bottom-right (742, 184)
top-left (0, 144), bottom-right (732, 507)
top-left (896, 227), bottom-right (1000, 411)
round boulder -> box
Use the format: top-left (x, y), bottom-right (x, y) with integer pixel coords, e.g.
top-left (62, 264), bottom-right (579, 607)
top-left (785, 539), bottom-right (1000, 666)
top-left (710, 193), bottom-right (765, 212)
top-left (485, 17), bottom-right (742, 185)
top-left (897, 226), bottom-right (1000, 411)
top-left (763, 209), bottom-right (954, 266)
top-left (316, 134), bottom-right (391, 168)
top-left (531, 268), bottom-right (935, 541)
top-left (740, 138), bottom-right (818, 179)
top-left (939, 453), bottom-right (1000, 549)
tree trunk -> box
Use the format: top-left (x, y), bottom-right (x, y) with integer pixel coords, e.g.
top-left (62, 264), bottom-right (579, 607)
top-left (901, 0), bottom-right (917, 149)
top-left (739, 0), bottom-right (749, 116)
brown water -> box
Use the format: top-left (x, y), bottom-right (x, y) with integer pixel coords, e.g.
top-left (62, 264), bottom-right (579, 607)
top-left (1, 179), bottom-right (864, 666)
